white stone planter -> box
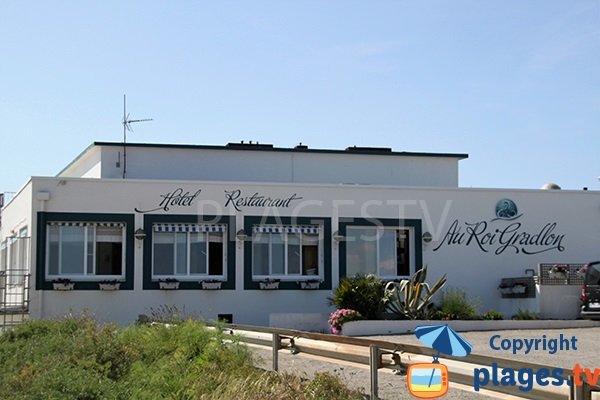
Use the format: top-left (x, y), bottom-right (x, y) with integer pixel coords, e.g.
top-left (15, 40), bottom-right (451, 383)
top-left (52, 282), bottom-right (74, 291)
top-left (511, 285), bottom-right (527, 294)
top-left (99, 282), bottom-right (121, 291)
top-left (159, 281), bottom-right (180, 290)
top-left (299, 280), bottom-right (321, 290)
top-left (499, 287), bottom-right (513, 295)
top-left (341, 319), bottom-right (600, 336)
top-left (549, 271), bottom-right (567, 280)
top-left (201, 281), bottom-right (222, 290)
top-left (259, 281), bottom-right (280, 290)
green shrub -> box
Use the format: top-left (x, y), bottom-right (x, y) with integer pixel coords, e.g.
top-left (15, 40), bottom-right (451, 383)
top-left (0, 315), bottom-right (363, 400)
top-left (483, 310), bottom-right (504, 320)
top-left (512, 309), bottom-right (540, 320)
top-left (329, 274), bottom-right (385, 319)
top-left (435, 288), bottom-right (480, 320)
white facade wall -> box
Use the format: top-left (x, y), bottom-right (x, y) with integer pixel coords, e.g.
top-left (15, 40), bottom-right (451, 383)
top-left (0, 181), bottom-right (33, 243)
top-left (5, 176), bottom-right (597, 326)
top-left (59, 146), bottom-right (102, 179)
top-left (60, 144), bottom-right (462, 187)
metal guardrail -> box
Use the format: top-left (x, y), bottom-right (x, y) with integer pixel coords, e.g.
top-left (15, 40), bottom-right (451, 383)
top-left (219, 323), bottom-right (599, 400)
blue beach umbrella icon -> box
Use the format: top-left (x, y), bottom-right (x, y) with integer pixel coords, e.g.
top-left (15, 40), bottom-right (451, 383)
top-left (414, 325), bottom-right (473, 388)
top-left (415, 324), bottom-right (473, 359)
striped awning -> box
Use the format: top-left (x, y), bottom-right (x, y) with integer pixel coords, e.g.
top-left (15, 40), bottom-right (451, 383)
top-left (253, 225), bottom-right (320, 234)
top-left (153, 223), bottom-right (226, 233)
top-left (48, 222), bottom-right (125, 228)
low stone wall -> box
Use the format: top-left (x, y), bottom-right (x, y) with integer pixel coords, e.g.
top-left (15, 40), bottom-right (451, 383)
top-left (342, 319), bottom-right (600, 336)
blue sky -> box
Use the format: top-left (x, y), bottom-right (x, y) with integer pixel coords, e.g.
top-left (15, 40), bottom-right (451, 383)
top-left (1, 1), bottom-right (599, 192)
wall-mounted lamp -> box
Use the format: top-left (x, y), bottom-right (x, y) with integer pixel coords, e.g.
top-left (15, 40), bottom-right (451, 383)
top-left (422, 232), bottom-right (433, 243)
top-left (236, 229), bottom-right (249, 241)
top-left (332, 231), bottom-right (345, 242)
top-left (134, 228), bottom-right (147, 241)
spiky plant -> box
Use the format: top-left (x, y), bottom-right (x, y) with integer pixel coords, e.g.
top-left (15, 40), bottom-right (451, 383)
top-left (384, 266), bottom-right (447, 320)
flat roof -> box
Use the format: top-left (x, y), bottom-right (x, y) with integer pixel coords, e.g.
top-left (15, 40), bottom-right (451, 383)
top-left (93, 141), bottom-right (469, 159)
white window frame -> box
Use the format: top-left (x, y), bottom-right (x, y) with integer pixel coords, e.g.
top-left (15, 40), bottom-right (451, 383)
top-left (346, 226), bottom-right (414, 279)
top-left (252, 226), bottom-right (323, 281)
top-left (45, 223), bottom-right (126, 281)
top-left (151, 229), bottom-right (227, 281)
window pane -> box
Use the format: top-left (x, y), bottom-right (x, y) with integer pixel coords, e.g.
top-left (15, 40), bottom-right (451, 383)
top-left (302, 234), bottom-right (319, 275)
top-left (287, 234), bottom-right (301, 275)
top-left (175, 233), bottom-right (187, 275)
top-left (190, 233), bottom-right (207, 275)
top-left (252, 234), bottom-right (269, 275)
top-left (96, 227), bottom-right (123, 276)
top-left (9, 241), bottom-right (17, 269)
top-left (153, 232), bottom-right (174, 275)
top-left (271, 234), bottom-right (284, 275)
top-left (48, 226), bottom-right (59, 275)
top-left (379, 230), bottom-right (396, 276)
top-left (346, 227), bottom-right (377, 276)
top-left (61, 226), bottom-right (85, 275)
top-left (397, 229), bottom-right (410, 276)
top-left (0, 245), bottom-right (5, 271)
top-left (87, 227), bottom-right (95, 274)
top-left (208, 241), bottom-right (223, 275)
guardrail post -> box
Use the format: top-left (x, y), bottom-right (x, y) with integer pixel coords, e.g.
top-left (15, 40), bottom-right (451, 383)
top-left (571, 380), bottom-right (592, 400)
top-left (369, 345), bottom-right (379, 399)
top-left (272, 333), bottom-right (280, 372)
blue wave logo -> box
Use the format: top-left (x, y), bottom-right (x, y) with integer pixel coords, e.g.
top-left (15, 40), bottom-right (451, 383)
top-left (494, 199), bottom-right (521, 220)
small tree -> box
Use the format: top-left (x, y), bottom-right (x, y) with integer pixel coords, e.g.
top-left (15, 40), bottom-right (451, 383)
top-left (384, 266), bottom-right (447, 320)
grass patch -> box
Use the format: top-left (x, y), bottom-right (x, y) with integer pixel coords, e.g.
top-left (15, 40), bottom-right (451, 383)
top-left (0, 316), bottom-right (363, 399)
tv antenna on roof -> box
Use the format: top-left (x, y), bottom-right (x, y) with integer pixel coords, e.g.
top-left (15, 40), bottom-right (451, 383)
top-left (122, 94), bottom-right (153, 178)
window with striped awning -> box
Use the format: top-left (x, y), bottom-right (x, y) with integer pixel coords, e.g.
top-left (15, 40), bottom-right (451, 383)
top-left (153, 223), bottom-right (226, 233)
top-left (253, 225), bottom-right (320, 234)
top-left (47, 221), bottom-right (125, 228)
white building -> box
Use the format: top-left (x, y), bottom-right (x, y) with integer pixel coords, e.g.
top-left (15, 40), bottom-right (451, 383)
top-left (1, 141), bottom-right (597, 327)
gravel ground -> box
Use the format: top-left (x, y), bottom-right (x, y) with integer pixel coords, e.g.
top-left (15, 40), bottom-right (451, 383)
top-left (247, 327), bottom-right (600, 399)
top-left (250, 345), bottom-right (505, 399)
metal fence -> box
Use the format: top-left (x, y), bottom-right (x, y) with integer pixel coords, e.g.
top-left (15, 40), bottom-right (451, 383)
top-left (218, 323), bottom-right (600, 400)
top-left (0, 269), bottom-right (30, 330)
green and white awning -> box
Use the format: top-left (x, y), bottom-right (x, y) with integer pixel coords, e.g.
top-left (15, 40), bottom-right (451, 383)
top-left (253, 225), bottom-right (320, 234)
top-left (153, 223), bottom-right (226, 233)
top-left (48, 222), bottom-right (125, 228)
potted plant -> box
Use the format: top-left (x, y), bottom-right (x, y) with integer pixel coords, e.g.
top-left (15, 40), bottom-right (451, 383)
top-left (298, 279), bottom-right (321, 289)
top-left (98, 280), bottom-right (122, 291)
top-left (549, 264), bottom-right (568, 279)
top-left (201, 279), bottom-right (223, 290)
top-left (158, 278), bottom-right (180, 290)
top-left (498, 283), bottom-right (513, 295)
top-left (259, 278), bottom-right (280, 290)
top-left (52, 278), bottom-right (74, 291)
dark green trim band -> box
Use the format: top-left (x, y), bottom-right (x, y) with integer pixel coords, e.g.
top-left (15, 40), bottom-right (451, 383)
top-left (338, 218), bottom-right (422, 279)
top-left (142, 214), bottom-right (236, 290)
top-left (243, 216), bottom-right (332, 290)
top-left (36, 212), bottom-right (135, 291)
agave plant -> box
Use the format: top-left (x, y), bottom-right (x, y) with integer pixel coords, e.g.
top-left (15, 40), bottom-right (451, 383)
top-left (384, 266), bottom-right (447, 320)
